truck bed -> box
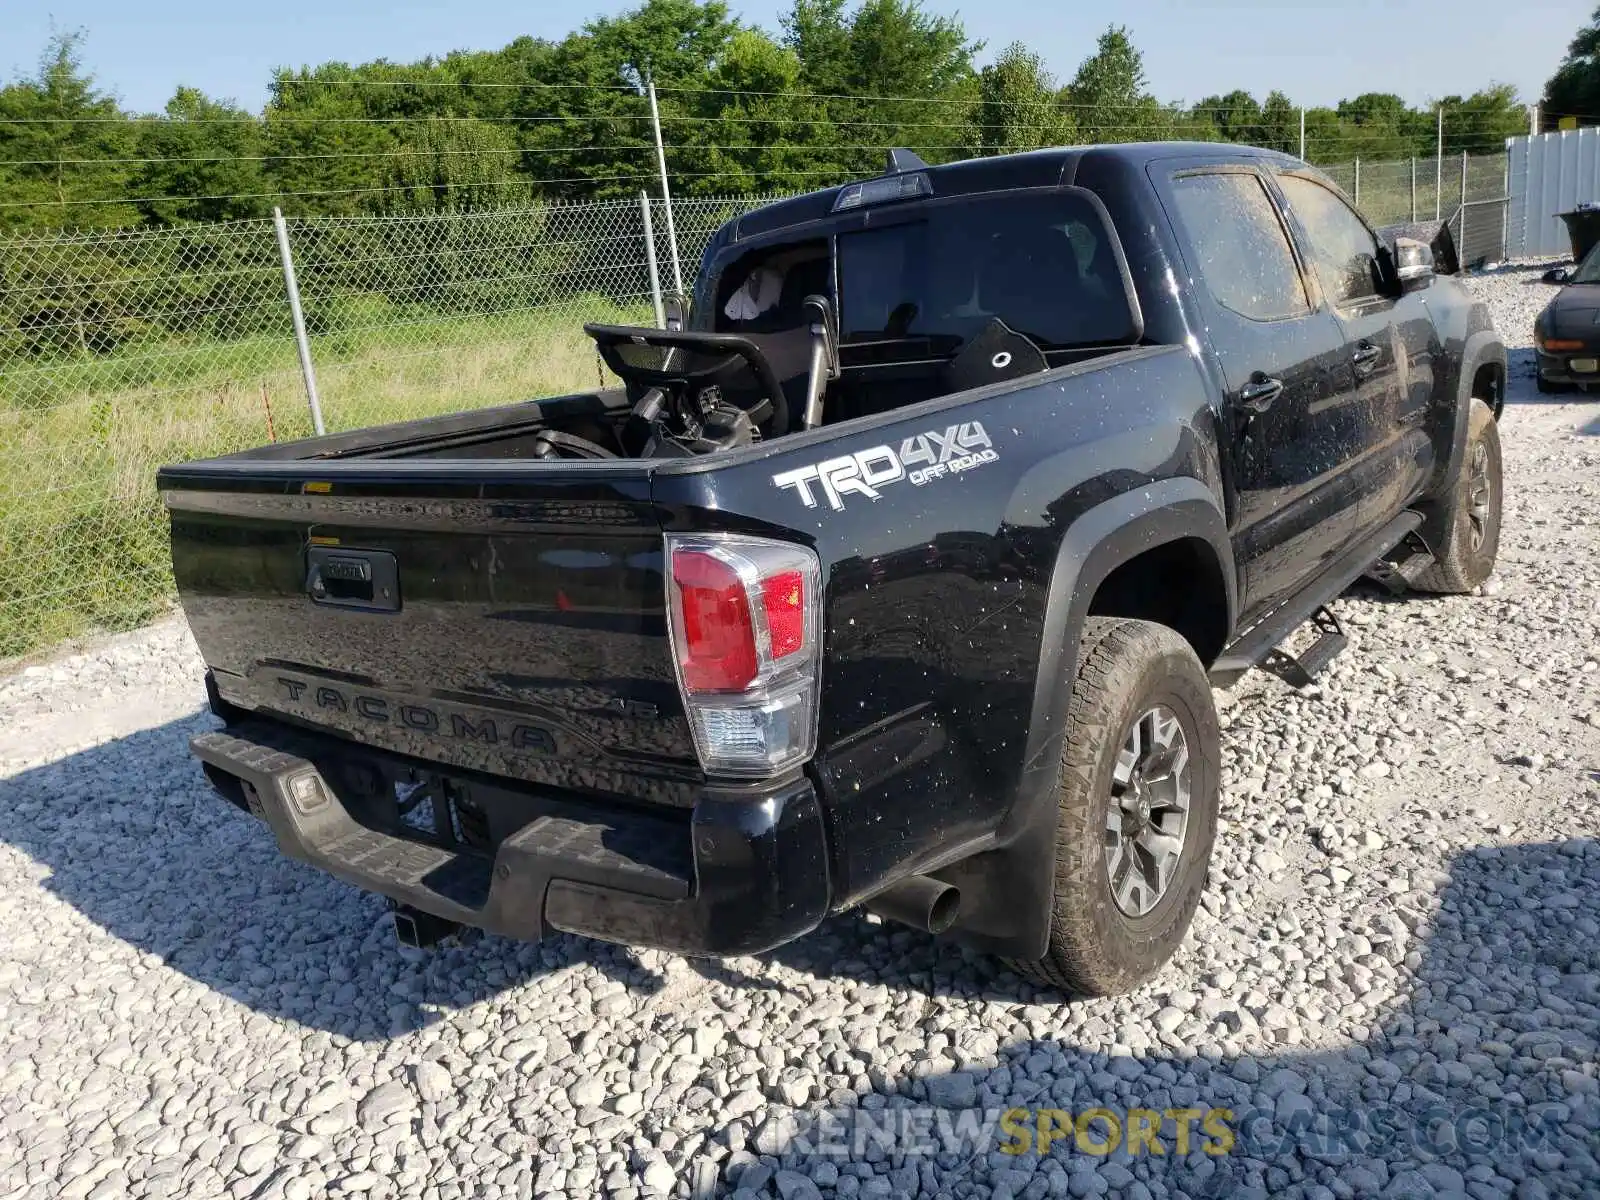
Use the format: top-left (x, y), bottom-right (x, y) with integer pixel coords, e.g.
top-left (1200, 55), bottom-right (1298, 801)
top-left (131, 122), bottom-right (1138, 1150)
top-left (209, 388), bottom-right (634, 464)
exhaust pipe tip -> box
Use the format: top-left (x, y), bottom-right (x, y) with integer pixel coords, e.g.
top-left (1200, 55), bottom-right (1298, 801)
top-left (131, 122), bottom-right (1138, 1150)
top-left (863, 875), bottom-right (961, 935)
top-left (392, 904), bottom-right (461, 950)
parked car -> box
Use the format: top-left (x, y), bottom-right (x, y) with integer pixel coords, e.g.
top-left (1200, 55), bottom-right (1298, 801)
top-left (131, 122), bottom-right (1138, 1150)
top-left (1536, 245), bottom-right (1600, 392)
top-left (159, 142), bottom-right (1506, 996)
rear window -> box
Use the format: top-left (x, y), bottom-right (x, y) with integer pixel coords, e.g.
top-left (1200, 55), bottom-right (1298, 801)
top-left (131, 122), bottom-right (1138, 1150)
top-left (835, 191), bottom-right (1138, 353)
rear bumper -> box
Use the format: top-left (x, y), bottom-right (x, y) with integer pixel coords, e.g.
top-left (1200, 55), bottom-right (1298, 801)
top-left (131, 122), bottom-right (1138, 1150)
top-left (1535, 349), bottom-right (1600, 384)
top-left (190, 722), bottom-right (831, 956)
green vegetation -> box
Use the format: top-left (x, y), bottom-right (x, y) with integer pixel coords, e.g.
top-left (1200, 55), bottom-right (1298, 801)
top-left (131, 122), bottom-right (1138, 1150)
top-left (1544, 5), bottom-right (1600, 124)
top-left (0, 4), bottom-right (1534, 233)
top-left (0, 297), bottom-right (644, 659)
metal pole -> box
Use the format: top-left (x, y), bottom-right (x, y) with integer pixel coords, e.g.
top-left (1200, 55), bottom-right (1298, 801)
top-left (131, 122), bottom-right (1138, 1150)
top-left (1410, 157), bottom-right (1417, 221)
top-left (1435, 106), bottom-right (1444, 220)
top-left (640, 191), bottom-right (665, 329)
top-left (1458, 149), bottom-right (1469, 253)
top-left (646, 78), bottom-right (685, 297)
top-left (1298, 108), bottom-right (1306, 161)
top-left (1500, 147), bottom-right (1511, 265)
top-left (272, 207), bottom-right (325, 437)
top-left (1530, 104), bottom-right (1540, 137)
top-left (1353, 157), bottom-right (1360, 206)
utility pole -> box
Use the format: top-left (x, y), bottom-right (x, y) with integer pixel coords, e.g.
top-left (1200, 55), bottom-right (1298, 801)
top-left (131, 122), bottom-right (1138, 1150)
top-left (646, 76), bottom-right (684, 298)
top-left (1298, 108), bottom-right (1306, 161)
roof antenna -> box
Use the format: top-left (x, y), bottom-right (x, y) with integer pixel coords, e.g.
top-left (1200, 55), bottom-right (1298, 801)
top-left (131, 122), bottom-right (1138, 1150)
top-left (884, 148), bottom-right (930, 175)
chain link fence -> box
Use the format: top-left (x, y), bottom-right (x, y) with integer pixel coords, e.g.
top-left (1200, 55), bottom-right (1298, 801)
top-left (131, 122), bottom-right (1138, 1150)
top-left (0, 154), bottom-right (1511, 660)
top-left (0, 195), bottom-right (778, 657)
top-left (280, 196), bottom-right (770, 434)
top-left (1320, 154), bottom-right (1509, 268)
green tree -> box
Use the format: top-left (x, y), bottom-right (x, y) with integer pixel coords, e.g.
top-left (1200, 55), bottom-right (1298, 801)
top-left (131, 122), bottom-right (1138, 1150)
top-left (1444, 85), bottom-right (1531, 154)
top-left (132, 88), bottom-right (271, 224)
top-left (380, 116), bottom-right (531, 212)
top-left (692, 30), bottom-right (820, 192)
top-left (780, 0), bottom-right (980, 176)
top-left (263, 66), bottom-right (400, 215)
top-left (1260, 90), bottom-right (1300, 155)
top-left (1193, 89), bottom-right (1263, 145)
top-left (506, 0), bottom-right (741, 198)
top-left (1543, 5), bottom-right (1600, 125)
top-left (975, 43), bottom-right (1072, 155)
top-left (0, 31), bottom-right (137, 232)
top-left (1330, 92), bottom-right (1414, 161)
top-left (782, 0), bottom-right (853, 93)
top-left (1066, 26), bottom-right (1172, 145)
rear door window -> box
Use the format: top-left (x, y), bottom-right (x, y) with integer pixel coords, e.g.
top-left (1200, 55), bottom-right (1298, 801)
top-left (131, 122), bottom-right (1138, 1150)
top-left (835, 190), bottom-right (1140, 355)
top-left (1168, 172), bottom-right (1309, 322)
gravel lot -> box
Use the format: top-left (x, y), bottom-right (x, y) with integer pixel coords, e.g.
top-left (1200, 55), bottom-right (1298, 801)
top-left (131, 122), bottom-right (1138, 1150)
top-left (2, 264), bottom-right (1598, 1200)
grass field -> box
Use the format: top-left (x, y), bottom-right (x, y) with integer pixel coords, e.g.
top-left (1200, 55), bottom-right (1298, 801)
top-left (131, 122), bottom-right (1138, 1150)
top-left (0, 298), bottom-right (643, 660)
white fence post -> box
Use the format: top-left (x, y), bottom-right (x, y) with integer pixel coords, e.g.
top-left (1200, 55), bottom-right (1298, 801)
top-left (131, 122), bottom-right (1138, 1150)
top-left (640, 191), bottom-right (665, 329)
top-left (1353, 157), bottom-right (1360, 206)
top-left (1435, 107), bottom-right (1444, 220)
top-left (271, 207), bottom-right (325, 437)
top-left (646, 78), bottom-right (685, 297)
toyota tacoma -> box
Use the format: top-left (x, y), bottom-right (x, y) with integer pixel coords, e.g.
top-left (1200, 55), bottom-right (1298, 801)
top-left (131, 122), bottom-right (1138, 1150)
top-left (159, 142), bottom-right (1506, 995)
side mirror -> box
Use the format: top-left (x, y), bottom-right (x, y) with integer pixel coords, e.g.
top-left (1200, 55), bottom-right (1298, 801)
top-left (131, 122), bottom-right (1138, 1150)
top-left (663, 295), bottom-right (687, 331)
top-left (1542, 265), bottom-right (1572, 285)
top-left (1394, 238), bottom-right (1435, 294)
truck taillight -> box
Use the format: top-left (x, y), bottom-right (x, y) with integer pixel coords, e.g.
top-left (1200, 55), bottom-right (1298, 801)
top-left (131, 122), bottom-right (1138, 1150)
top-left (666, 534), bottom-right (822, 778)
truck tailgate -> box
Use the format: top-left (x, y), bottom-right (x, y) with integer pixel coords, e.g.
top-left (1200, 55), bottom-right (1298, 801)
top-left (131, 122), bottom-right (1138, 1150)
top-left (158, 463), bottom-right (701, 806)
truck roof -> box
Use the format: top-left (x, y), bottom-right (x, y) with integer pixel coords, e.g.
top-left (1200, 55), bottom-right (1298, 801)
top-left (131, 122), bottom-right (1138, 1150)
top-left (729, 141), bottom-right (1304, 243)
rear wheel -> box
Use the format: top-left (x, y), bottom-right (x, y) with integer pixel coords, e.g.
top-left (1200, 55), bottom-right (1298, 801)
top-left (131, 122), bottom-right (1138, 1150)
top-left (1006, 617), bottom-right (1219, 996)
top-left (1414, 397), bottom-right (1502, 594)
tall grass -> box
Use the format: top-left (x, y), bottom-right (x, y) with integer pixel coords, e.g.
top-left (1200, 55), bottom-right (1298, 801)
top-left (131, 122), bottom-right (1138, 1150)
top-left (0, 299), bottom-right (643, 661)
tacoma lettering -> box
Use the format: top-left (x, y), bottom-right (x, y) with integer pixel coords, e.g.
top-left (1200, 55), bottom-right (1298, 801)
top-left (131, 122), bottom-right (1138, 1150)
top-left (270, 678), bottom-right (554, 755)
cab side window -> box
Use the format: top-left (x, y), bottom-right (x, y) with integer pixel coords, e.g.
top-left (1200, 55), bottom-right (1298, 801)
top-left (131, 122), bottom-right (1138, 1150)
top-left (1168, 171), bottom-right (1309, 322)
top-left (1276, 174), bottom-right (1384, 307)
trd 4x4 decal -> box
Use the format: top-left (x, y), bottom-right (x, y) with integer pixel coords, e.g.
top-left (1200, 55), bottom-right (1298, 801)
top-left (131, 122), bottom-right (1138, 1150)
top-left (771, 421), bottom-right (998, 510)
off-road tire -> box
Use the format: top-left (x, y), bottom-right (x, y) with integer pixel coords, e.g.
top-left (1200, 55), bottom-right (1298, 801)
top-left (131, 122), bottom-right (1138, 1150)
top-left (1414, 397), bottom-right (1502, 594)
top-left (1005, 617), bottom-right (1220, 996)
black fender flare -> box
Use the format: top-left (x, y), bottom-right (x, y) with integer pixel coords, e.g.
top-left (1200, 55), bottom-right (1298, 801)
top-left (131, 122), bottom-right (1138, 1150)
top-left (1419, 330), bottom-right (1505, 550)
top-left (939, 477), bottom-right (1235, 959)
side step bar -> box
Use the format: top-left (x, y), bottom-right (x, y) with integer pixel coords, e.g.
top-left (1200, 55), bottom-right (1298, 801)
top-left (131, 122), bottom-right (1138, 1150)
top-left (1210, 510), bottom-right (1424, 688)
top-left (1258, 606), bottom-right (1346, 688)
top-left (1362, 531), bottom-right (1435, 595)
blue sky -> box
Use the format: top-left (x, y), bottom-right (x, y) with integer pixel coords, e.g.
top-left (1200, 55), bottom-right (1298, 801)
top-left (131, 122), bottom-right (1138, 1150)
top-left (5, 0), bottom-right (1592, 114)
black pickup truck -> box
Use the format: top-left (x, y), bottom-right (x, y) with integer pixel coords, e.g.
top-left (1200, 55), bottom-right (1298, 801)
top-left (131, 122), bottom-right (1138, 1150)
top-left (159, 142), bottom-right (1506, 996)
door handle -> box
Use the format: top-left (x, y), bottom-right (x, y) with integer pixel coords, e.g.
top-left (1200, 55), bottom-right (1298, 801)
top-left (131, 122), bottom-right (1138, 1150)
top-left (1352, 342), bottom-right (1382, 374)
top-left (1237, 376), bottom-right (1284, 413)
